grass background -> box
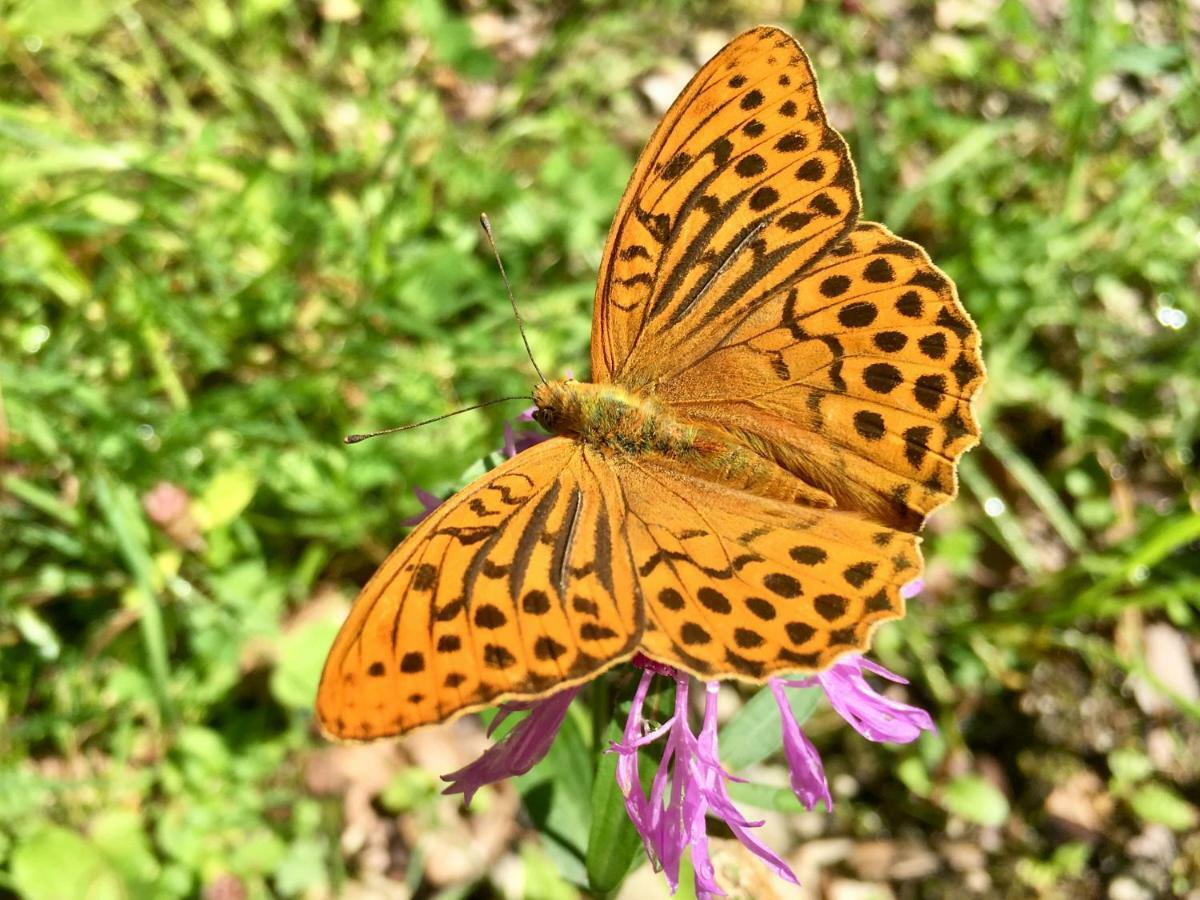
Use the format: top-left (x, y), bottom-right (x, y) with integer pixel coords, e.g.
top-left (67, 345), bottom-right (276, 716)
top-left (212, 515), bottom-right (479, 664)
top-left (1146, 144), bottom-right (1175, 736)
top-left (2, 0), bottom-right (1199, 897)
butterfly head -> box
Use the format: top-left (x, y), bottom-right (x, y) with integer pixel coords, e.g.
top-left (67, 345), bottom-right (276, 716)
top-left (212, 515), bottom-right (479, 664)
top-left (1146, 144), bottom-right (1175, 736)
top-left (531, 379), bottom-right (574, 435)
top-left (532, 377), bottom-right (609, 437)
top-left (531, 406), bottom-right (561, 433)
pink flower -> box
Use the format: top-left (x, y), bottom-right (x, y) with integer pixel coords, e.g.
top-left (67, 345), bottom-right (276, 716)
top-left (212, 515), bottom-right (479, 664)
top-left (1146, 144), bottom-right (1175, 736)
top-left (783, 656), bottom-right (935, 744)
top-left (143, 481), bottom-right (190, 524)
top-left (418, 415), bottom-right (936, 896)
top-left (442, 651), bottom-right (934, 897)
top-left (503, 413), bottom-right (545, 458)
top-left (442, 686), bottom-right (583, 804)
top-left (142, 481), bottom-right (204, 550)
top-left (611, 660), bottom-right (797, 896)
top-left (401, 487), bottom-right (444, 526)
top-left (771, 679), bottom-right (832, 812)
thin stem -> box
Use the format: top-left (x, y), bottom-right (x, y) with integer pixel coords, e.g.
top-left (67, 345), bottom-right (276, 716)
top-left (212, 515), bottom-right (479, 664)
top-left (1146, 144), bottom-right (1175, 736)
top-left (591, 676), bottom-right (611, 761)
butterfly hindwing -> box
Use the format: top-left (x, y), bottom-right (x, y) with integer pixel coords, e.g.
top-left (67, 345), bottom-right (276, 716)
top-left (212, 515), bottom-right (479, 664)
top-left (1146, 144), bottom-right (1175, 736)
top-left (615, 457), bottom-right (918, 678)
top-left (657, 221), bottom-right (984, 530)
top-left (317, 439), bottom-right (640, 739)
top-left (592, 26), bottom-right (860, 387)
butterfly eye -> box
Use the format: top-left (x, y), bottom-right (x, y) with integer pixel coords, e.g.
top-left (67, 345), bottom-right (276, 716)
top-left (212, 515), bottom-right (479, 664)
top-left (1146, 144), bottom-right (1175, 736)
top-left (533, 408), bottom-right (557, 431)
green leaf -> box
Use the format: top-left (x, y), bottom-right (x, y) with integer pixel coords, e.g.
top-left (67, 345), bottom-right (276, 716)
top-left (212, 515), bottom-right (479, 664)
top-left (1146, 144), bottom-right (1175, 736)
top-left (1017, 841), bottom-right (1092, 890)
top-left (585, 723), bottom-right (645, 897)
top-left (175, 726), bottom-right (231, 773)
top-left (90, 810), bottom-right (160, 888)
top-left (13, 606), bottom-right (61, 661)
top-left (273, 837), bottom-right (330, 896)
top-left (517, 703), bottom-right (594, 862)
top-left (719, 683), bottom-right (821, 772)
top-left (269, 616), bottom-right (341, 711)
top-left (1107, 44), bottom-right (1185, 78)
top-left (521, 842), bottom-right (578, 900)
top-left (227, 828), bottom-right (288, 877)
top-left (726, 781), bottom-right (808, 813)
top-left (1107, 747), bottom-right (1154, 785)
top-left (1129, 783), bottom-right (1199, 831)
top-left (9, 826), bottom-right (124, 900)
top-left (82, 194), bottom-right (141, 226)
top-left (413, 0), bottom-right (497, 79)
top-left (941, 775), bottom-right (1010, 827)
top-left (378, 768), bottom-right (439, 814)
top-left (8, 0), bottom-right (131, 39)
top-left (895, 756), bottom-right (933, 799)
top-left (192, 466), bottom-right (258, 532)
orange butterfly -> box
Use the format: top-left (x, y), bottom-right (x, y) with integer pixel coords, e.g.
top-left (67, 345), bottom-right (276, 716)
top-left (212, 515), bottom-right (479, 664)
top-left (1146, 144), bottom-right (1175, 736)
top-left (318, 26), bottom-right (983, 740)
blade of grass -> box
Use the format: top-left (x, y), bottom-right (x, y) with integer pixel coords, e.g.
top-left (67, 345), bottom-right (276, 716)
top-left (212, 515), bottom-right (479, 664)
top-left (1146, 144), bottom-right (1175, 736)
top-left (117, 7), bottom-right (198, 131)
top-left (885, 121), bottom-right (1011, 230)
top-left (139, 319), bottom-right (190, 411)
top-left (93, 473), bottom-right (175, 724)
top-left (3, 473), bottom-right (81, 528)
top-left (984, 429), bottom-right (1087, 553)
top-left (958, 457), bottom-right (1044, 574)
top-left (1062, 512), bottom-right (1200, 619)
top-left (1061, 631), bottom-right (1200, 722)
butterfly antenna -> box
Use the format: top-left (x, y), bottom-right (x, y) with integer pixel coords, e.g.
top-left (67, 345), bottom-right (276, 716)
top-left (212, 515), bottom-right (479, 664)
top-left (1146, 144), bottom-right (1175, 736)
top-left (480, 213), bottom-right (548, 386)
top-left (344, 396), bottom-right (530, 444)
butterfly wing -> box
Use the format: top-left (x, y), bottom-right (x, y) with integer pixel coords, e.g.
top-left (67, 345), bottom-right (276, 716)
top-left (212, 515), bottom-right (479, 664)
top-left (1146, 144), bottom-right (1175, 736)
top-left (658, 221), bottom-right (984, 530)
top-left (615, 457), bottom-right (918, 678)
top-left (317, 438), bottom-right (640, 739)
top-left (591, 25), bottom-right (982, 529)
top-left (591, 26), bottom-right (859, 387)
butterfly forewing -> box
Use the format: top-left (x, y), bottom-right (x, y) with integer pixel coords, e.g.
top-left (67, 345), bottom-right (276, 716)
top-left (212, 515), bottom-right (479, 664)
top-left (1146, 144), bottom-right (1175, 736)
top-left (317, 439), bottom-right (640, 740)
top-left (592, 26), bottom-right (860, 388)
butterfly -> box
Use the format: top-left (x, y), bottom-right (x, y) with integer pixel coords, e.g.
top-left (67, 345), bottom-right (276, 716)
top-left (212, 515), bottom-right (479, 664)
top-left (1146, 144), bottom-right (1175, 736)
top-left (317, 26), bottom-right (983, 740)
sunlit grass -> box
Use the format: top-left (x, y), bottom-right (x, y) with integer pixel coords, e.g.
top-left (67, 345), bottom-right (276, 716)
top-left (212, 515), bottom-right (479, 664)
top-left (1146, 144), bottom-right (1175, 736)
top-left (2, 0), bottom-right (1197, 895)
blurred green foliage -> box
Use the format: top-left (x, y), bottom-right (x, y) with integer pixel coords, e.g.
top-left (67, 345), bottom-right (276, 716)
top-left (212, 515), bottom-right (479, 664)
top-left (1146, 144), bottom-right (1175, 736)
top-left (2, 0), bottom-right (1198, 896)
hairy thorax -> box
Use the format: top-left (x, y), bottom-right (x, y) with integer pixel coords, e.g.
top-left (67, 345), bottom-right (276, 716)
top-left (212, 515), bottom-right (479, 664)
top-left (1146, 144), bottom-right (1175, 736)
top-left (532, 379), bottom-right (834, 508)
top-left (532, 380), bottom-right (694, 455)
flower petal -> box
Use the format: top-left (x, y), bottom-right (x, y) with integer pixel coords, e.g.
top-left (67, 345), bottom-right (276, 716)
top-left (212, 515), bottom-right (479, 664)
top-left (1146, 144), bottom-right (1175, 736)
top-left (769, 680), bottom-right (832, 812)
top-left (695, 683), bottom-right (799, 885)
top-left (819, 656), bottom-right (935, 744)
top-left (441, 685), bottom-right (582, 804)
top-left (610, 666), bottom-right (803, 896)
top-left (401, 487), bottom-right (444, 525)
top-left (611, 669), bottom-right (667, 875)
